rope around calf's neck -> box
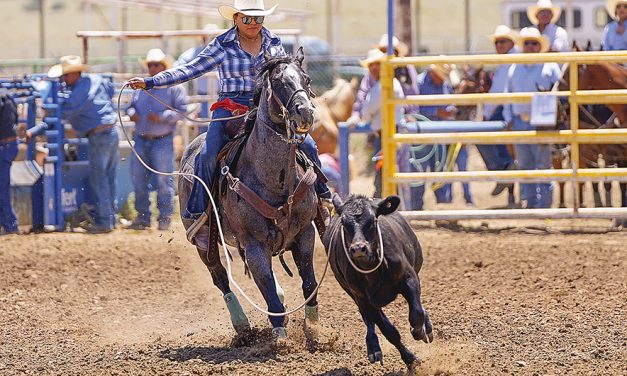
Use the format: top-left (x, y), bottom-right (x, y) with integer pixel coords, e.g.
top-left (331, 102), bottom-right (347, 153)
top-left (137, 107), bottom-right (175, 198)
top-left (339, 220), bottom-right (385, 274)
top-left (118, 83), bottom-right (330, 317)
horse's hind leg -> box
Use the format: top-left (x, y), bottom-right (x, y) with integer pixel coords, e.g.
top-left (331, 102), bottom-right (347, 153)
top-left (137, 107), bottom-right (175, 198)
top-left (291, 224), bottom-right (319, 340)
top-left (195, 226), bottom-right (250, 333)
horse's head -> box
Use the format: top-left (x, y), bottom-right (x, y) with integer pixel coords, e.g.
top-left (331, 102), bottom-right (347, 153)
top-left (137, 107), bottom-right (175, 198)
top-left (255, 47), bottom-right (315, 136)
top-left (455, 65), bottom-right (491, 95)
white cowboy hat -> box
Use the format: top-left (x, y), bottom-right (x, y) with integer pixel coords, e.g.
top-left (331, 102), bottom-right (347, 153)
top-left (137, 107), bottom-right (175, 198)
top-left (606, 0), bottom-right (627, 20)
top-left (218, 0), bottom-right (278, 20)
top-left (48, 55), bottom-right (89, 78)
top-left (517, 27), bottom-right (550, 53)
top-left (359, 49), bottom-right (386, 68)
top-left (377, 34), bottom-right (409, 57)
top-left (489, 25), bottom-right (519, 43)
top-left (140, 48), bottom-right (174, 70)
top-left (527, 0), bottom-right (561, 25)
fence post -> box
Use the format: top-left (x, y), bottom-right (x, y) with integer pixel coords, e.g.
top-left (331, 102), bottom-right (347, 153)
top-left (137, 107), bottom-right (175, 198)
top-left (569, 62), bottom-right (580, 213)
top-left (338, 122), bottom-right (350, 197)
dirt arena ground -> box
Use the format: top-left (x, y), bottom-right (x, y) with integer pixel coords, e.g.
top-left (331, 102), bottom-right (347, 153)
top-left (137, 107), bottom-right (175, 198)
top-left (2, 147), bottom-right (626, 375)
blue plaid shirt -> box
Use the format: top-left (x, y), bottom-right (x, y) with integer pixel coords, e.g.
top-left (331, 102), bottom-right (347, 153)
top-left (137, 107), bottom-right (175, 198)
top-left (145, 27), bottom-right (286, 93)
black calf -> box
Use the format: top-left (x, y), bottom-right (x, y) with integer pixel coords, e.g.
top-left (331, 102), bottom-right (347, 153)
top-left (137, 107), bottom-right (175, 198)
top-left (323, 194), bottom-right (433, 369)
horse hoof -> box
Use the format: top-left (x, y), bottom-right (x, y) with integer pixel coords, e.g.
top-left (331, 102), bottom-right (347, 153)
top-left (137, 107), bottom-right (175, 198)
top-left (272, 326), bottom-right (288, 339)
top-left (304, 304), bottom-right (320, 341)
top-left (368, 351), bottom-right (383, 365)
top-left (223, 292), bottom-right (251, 334)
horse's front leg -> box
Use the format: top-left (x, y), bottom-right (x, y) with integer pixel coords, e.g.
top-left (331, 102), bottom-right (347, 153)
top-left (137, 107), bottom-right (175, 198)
top-left (291, 224), bottom-right (319, 339)
top-left (244, 240), bottom-right (287, 337)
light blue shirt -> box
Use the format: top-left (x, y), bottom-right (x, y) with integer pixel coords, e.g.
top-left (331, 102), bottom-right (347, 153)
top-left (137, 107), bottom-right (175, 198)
top-left (602, 21), bottom-right (627, 51)
top-left (536, 23), bottom-right (569, 52)
top-left (484, 47), bottom-right (519, 119)
top-left (60, 74), bottom-right (117, 137)
top-left (503, 62), bottom-right (562, 123)
top-left (127, 85), bottom-right (187, 137)
top-left (416, 70), bottom-right (454, 120)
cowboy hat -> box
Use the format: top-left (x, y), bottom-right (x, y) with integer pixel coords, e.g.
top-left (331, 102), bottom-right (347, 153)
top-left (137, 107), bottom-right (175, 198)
top-left (429, 63), bottom-right (454, 82)
top-left (377, 34), bottom-right (409, 57)
top-left (517, 27), bottom-right (550, 53)
top-left (48, 55), bottom-right (89, 78)
top-left (606, 0), bottom-right (627, 19)
top-left (359, 49), bottom-right (386, 68)
top-left (489, 25), bottom-right (519, 43)
top-left (218, 0), bottom-right (278, 20)
top-left (140, 48), bottom-right (174, 70)
top-left (527, 0), bottom-right (561, 25)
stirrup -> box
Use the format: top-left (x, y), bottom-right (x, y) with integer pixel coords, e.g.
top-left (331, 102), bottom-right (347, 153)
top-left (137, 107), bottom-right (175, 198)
top-left (186, 212), bottom-right (209, 244)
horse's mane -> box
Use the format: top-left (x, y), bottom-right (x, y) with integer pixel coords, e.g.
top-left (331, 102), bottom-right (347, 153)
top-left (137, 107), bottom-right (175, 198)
top-left (253, 55), bottom-right (305, 106)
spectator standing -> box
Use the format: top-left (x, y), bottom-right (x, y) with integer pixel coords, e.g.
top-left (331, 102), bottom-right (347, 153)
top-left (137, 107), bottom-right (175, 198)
top-left (527, 0), bottom-right (569, 52)
top-left (603, 0), bottom-right (627, 51)
top-left (504, 28), bottom-right (561, 209)
top-left (479, 25), bottom-right (518, 198)
top-left (48, 56), bottom-right (119, 233)
top-left (0, 91), bottom-right (19, 235)
top-left (126, 49), bottom-right (187, 231)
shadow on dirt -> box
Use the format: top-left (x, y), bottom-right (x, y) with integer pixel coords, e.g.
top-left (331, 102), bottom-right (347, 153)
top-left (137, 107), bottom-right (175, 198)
top-left (159, 328), bottom-right (280, 364)
top-left (314, 369), bottom-right (405, 376)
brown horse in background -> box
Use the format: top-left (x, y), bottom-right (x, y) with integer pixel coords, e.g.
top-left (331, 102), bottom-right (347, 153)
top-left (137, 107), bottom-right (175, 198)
top-left (311, 78), bottom-right (357, 154)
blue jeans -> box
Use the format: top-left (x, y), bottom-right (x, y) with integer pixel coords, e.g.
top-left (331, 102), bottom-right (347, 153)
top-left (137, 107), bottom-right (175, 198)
top-left (0, 142), bottom-right (19, 232)
top-left (476, 106), bottom-right (514, 171)
top-left (131, 134), bottom-right (174, 224)
top-left (512, 116), bottom-right (553, 208)
top-left (407, 144), bottom-right (452, 210)
top-left (456, 145), bottom-right (473, 204)
top-left (88, 128), bottom-right (119, 229)
top-left (185, 92), bottom-right (330, 218)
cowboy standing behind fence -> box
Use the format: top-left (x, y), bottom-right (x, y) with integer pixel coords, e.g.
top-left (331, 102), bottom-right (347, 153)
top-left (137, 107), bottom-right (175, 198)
top-left (527, 0), bottom-right (569, 52)
top-left (0, 91), bottom-right (19, 235)
top-left (125, 49), bottom-right (187, 231)
top-left (603, 0), bottom-right (627, 51)
top-left (503, 28), bottom-right (561, 209)
top-left (48, 56), bottom-right (119, 234)
top-left (127, 0), bottom-right (331, 245)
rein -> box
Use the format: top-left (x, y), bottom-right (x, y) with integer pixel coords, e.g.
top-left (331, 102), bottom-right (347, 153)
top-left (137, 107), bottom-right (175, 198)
top-left (339, 220), bottom-right (385, 274)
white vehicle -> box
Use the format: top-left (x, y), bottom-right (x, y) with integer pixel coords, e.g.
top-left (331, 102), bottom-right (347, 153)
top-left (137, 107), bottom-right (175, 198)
top-left (501, 0), bottom-right (613, 49)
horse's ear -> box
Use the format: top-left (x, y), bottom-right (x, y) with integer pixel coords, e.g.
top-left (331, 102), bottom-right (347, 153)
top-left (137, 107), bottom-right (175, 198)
top-left (572, 41), bottom-right (581, 52)
top-left (295, 46), bottom-right (305, 66)
top-left (375, 195), bottom-right (400, 217)
top-left (332, 193), bottom-right (344, 215)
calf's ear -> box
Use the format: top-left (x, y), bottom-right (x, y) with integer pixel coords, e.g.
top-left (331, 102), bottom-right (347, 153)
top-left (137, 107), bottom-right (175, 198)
top-left (376, 195), bottom-right (400, 217)
top-left (332, 193), bottom-right (344, 215)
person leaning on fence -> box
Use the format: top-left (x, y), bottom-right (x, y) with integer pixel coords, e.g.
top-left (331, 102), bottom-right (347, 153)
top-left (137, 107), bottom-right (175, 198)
top-left (527, 0), bottom-right (569, 52)
top-left (125, 49), bottom-right (187, 231)
top-left (0, 91), bottom-right (19, 235)
top-left (127, 0), bottom-right (332, 245)
top-left (478, 25), bottom-right (519, 199)
top-left (602, 0), bottom-right (627, 51)
top-left (48, 55), bottom-right (119, 234)
top-left (503, 28), bottom-right (561, 209)
top-left (350, 49), bottom-right (406, 197)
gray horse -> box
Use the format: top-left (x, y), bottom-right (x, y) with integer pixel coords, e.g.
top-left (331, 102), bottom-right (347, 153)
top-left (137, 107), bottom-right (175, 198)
top-left (178, 50), bottom-right (320, 339)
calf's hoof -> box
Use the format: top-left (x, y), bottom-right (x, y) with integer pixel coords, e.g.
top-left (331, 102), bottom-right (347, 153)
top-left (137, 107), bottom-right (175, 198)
top-left (303, 304), bottom-right (320, 341)
top-left (406, 359), bottom-right (423, 376)
top-left (223, 292), bottom-right (251, 334)
top-left (368, 351), bottom-right (383, 365)
top-left (411, 324), bottom-right (434, 344)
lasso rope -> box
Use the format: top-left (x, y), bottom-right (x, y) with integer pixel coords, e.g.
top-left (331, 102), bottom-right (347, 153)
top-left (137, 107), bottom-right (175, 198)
top-left (117, 83), bottom-right (329, 318)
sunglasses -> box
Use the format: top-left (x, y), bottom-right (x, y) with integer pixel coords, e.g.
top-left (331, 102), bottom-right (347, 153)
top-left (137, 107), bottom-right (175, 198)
top-left (241, 15), bottom-right (265, 25)
top-left (524, 41), bottom-right (540, 46)
top-left (147, 62), bottom-right (163, 68)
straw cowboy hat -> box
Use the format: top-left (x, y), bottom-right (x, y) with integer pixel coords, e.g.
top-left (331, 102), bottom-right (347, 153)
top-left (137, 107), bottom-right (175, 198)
top-left (140, 48), bottom-right (173, 70)
top-left (606, 0), bottom-right (627, 19)
top-left (517, 27), bottom-right (550, 52)
top-left (48, 55), bottom-right (89, 78)
top-left (377, 34), bottom-right (409, 57)
top-left (218, 0), bottom-right (278, 20)
top-left (489, 25), bottom-right (519, 43)
top-left (359, 49), bottom-right (386, 68)
top-left (429, 63), bottom-right (454, 82)
top-left (527, 0), bottom-right (561, 25)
